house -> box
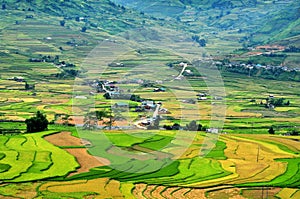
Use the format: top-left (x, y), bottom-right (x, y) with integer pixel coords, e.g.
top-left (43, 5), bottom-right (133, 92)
top-left (159, 108), bottom-right (169, 114)
top-left (153, 87), bottom-right (166, 92)
top-left (108, 62), bottom-right (124, 67)
top-left (135, 106), bottom-right (144, 112)
top-left (214, 96), bottom-right (223, 100)
top-left (185, 70), bottom-right (192, 74)
top-left (197, 93), bottom-right (207, 97)
top-left (75, 96), bottom-right (87, 99)
top-left (8, 76), bottom-right (25, 82)
top-left (141, 100), bottom-right (156, 110)
top-left (114, 102), bottom-right (129, 108)
top-left (198, 97), bottom-right (207, 100)
top-left (179, 62), bottom-right (187, 67)
top-left (108, 91), bottom-right (120, 98)
top-left (206, 128), bottom-right (219, 134)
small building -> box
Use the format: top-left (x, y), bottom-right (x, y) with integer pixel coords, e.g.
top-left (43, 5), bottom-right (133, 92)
top-left (206, 128), bottom-right (219, 134)
top-left (159, 108), bottom-right (169, 114)
top-left (108, 62), bottom-right (124, 67)
top-left (179, 62), bottom-right (187, 67)
top-left (8, 76), bottom-right (25, 82)
top-left (153, 87), bottom-right (166, 92)
top-left (75, 96), bottom-right (87, 99)
top-left (141, 100), bottom-right (156, 110)
top-left (114, 102), bottom-right (129, 108)
top-left (135, 106), bottom-right (144, 112)
top-left (198, 97), bottom-right (207, 100)
top-left (197, 93), bottom-right (207, 97)
top-left (185, 70), bottom-right (192, 74)
top-left (214, 96), bottom-right (223, 100)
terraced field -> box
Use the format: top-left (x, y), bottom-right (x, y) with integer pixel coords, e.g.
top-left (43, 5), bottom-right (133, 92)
top-left (0, 130), bottom-right (299, 198)
top-left (0, 131), bottom-right (79, 182)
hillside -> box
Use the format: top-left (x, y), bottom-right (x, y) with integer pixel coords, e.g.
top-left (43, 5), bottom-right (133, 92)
top-left (112, 0), bottom-right (300, 45)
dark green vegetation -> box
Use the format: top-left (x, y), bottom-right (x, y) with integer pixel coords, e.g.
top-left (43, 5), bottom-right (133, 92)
top-left (25, 111), bottom-right (48, 133)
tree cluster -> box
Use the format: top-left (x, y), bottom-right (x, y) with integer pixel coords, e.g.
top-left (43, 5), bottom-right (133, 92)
top-left (25, 111), bottom-right (48, 133)
top-left (192, 35), bottom-right (206, 47)
top-left (163, 120), bottom-right (204, 131)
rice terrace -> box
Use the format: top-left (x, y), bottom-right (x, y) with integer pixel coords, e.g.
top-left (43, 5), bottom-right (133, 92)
top-left (0, 0), bottom-right (300, 198)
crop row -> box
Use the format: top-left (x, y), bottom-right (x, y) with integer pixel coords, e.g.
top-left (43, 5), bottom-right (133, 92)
top-left (0, 131), bottom-right (78, 182)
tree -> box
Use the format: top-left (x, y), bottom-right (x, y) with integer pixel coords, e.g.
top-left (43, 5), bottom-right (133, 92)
top-left (2, 4), bottom-right (6, 10)
top-left (268, 127), bottom-right (275, 135)
top-left (95, 110), bottom-right (108, 120)
top-left (197, 124), bottom-right (203, 131)
top-left (25, 111), bottom-right (49, 133)
top-left (186, 120), bottom-right (198, 131)
top-left (291, 129), bottom-right (299, 136)
top-left (81, 26), bottom-right (87, 32)
top-left (172, 123), bottom-right (181, 130)
top-left (25, 82), bottom-right (35, 90)
top-left (103, 92), bottom-right (111, 99)
top-left (60, 20), bottom-right (65, 26)
top-left (199, 39), bottom-right (206, 47)
top-left (192, 35), bottom-right (206, 47)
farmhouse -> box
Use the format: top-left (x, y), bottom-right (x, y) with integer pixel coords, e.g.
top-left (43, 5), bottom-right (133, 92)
top-left (108, 62), bottom-right (124, 67)
top-left (159, 108), bottom-right (169, 114)
top-left (114, 102), bottom-right (129, 108)
top-left (153, 87), bottom-right (166, 92)
top-left (75, 96), bottom-right (87, 99)
top-left (197, 93), bottom-right (207, 97)
top-left (206, 128), bottom-right (219, 134)
top-left (179, 62), bottom-right (187, 67)
top-left (8, 76), bottom-right (25, 82)
top-left (141, 100), bottom-right (156, 110)
top-left (198, 97), bottom-right (207, 100)
top-left (214, 96), bottom-right (223, 100)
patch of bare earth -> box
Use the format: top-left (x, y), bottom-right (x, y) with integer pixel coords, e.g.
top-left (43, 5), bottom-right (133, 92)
top-left (44, 131), bottom-right (82, 146)
top-left (44, 132), bottom-right (110, 176)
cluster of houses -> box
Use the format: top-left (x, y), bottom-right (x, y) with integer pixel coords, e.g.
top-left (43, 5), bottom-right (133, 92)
top-left (216, 61), bottom-right (299, 72)
top-left (7, 76), bottom-right (25, 82)
top-left (196, 92), bottom-right (223, 101)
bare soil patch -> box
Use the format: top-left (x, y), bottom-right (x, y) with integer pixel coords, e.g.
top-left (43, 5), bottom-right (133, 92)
top-left (44, 131), bottom-right (81, 146)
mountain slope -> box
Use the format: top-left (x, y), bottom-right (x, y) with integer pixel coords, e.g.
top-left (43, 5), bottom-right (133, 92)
top-left (112, 0), bottom-right (300, 45)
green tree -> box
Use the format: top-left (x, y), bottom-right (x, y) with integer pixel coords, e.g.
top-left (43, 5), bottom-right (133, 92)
top-left (103, 92), bottom-right (111, 99)
top-left (186, 120), bottom-right (198, 131)
top-left (291, 129), bottom-right (299, 136)
top-left (25, 111), bottom-right (48, 133)
top-left (81, 26), bottom-right (87, 32)
top-left (60, 20), bottom-right (65, 26)
top-left (268, 127), bottom-right (275, 135)
top-left (95, 110), bottom-right (108, 120)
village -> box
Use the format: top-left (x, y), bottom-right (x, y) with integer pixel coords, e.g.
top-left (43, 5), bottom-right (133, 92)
top-left (68, 73), bottom-right (220, 132)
